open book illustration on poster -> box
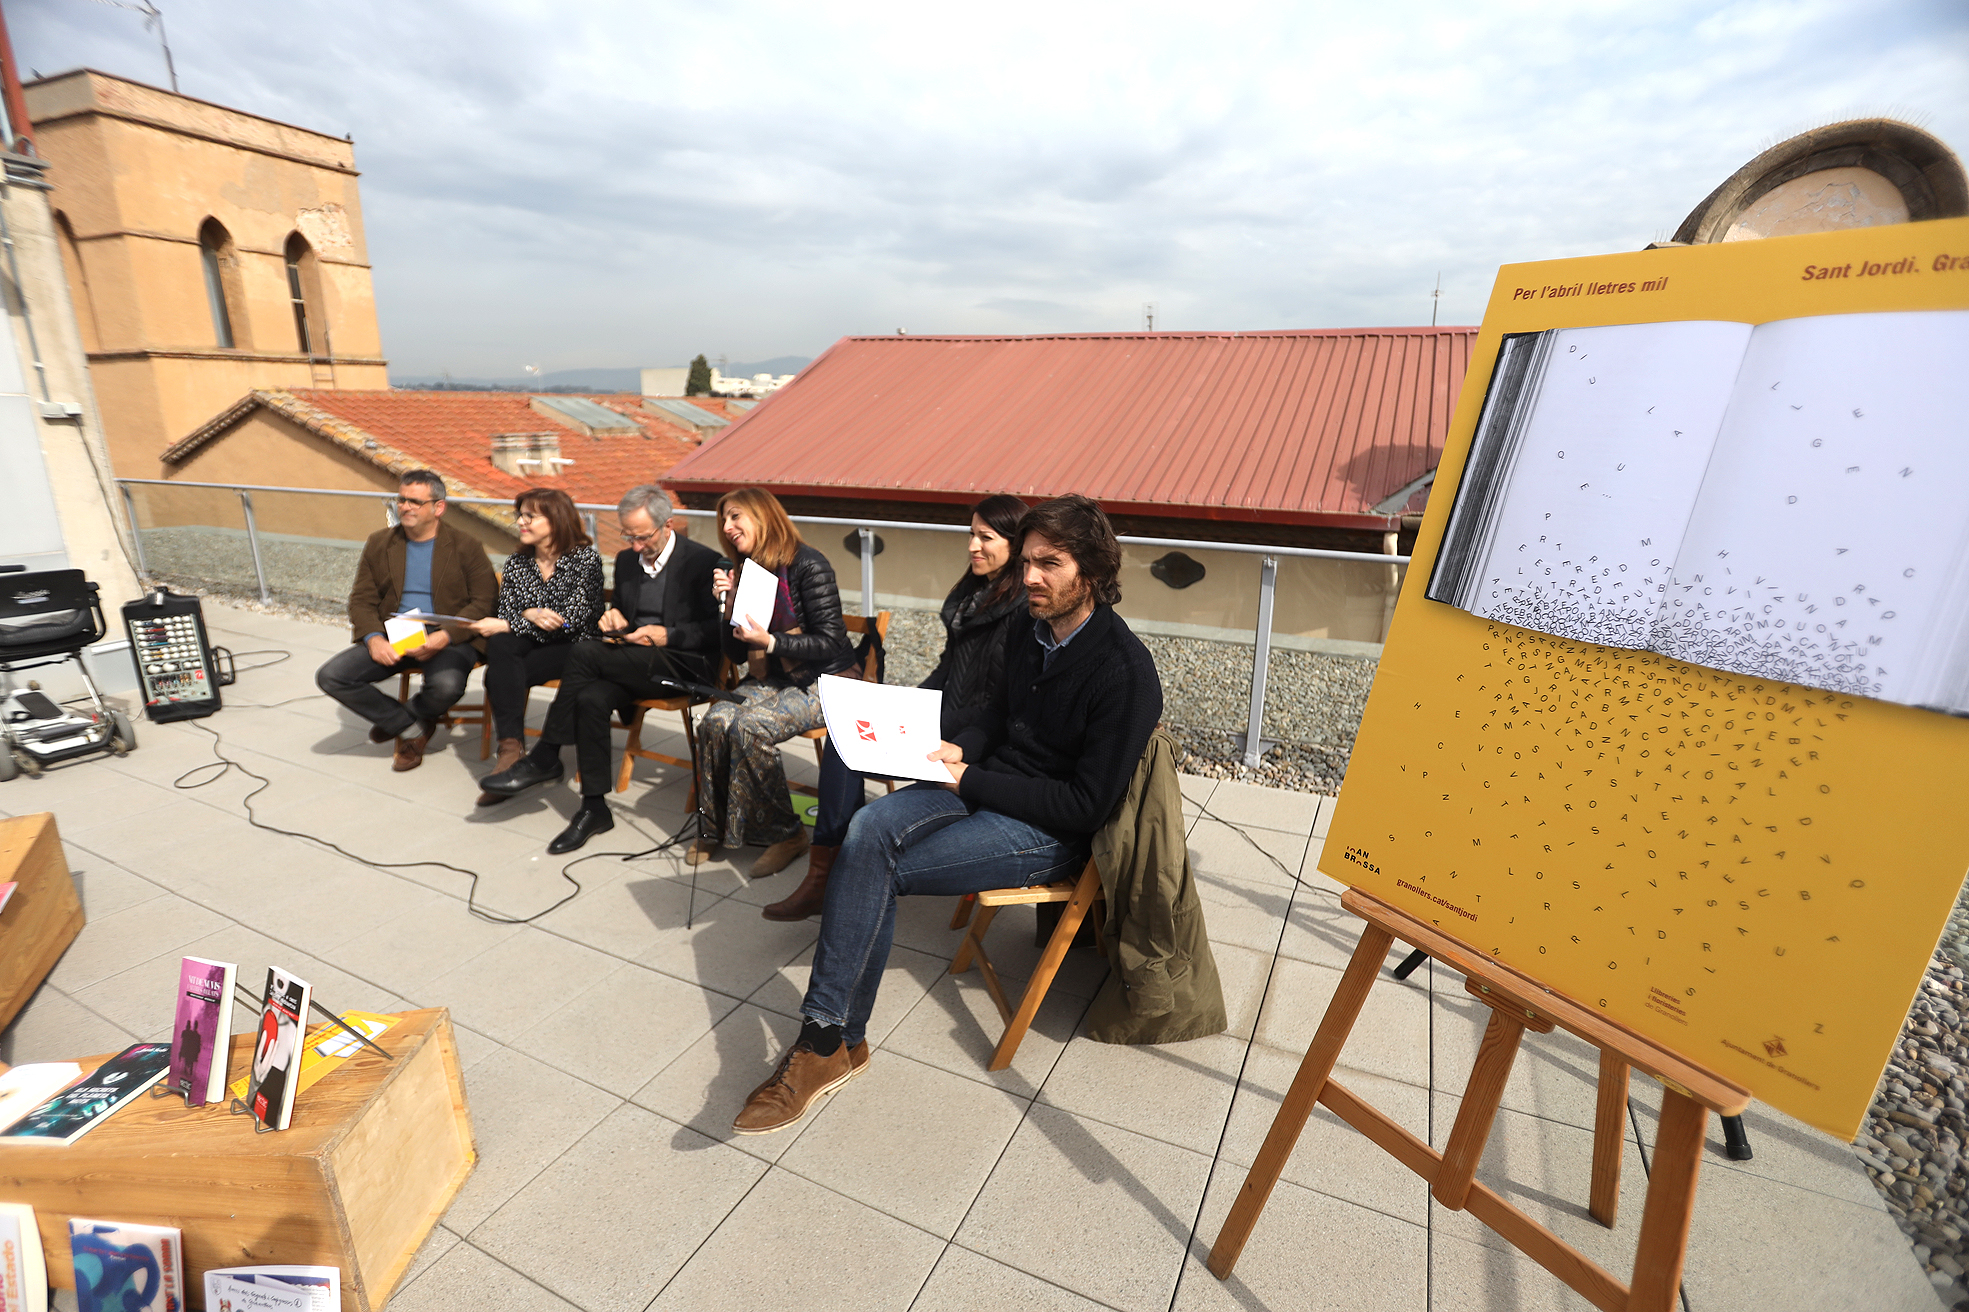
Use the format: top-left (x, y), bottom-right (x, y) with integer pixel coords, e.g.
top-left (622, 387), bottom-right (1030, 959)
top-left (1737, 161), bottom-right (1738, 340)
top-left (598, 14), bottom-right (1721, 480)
top-left (1427, 309), bottom-right (1969, 714)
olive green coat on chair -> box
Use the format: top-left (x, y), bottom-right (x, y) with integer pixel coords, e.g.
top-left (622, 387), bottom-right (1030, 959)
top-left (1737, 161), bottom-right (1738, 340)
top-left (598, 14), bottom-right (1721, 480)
top-left (1084, 727), bottom-right (1229, 1045)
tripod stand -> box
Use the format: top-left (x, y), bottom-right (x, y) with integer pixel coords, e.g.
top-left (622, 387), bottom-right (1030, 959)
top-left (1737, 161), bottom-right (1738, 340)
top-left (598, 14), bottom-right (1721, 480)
top-left (617, 676), bottom-right (742, 928)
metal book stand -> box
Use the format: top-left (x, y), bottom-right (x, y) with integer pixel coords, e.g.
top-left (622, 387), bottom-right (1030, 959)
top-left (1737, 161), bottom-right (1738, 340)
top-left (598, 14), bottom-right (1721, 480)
top-left (148, 983), bottom-right (396, 1133)
top-left (1209, 887), bottom-right (1751, 1312)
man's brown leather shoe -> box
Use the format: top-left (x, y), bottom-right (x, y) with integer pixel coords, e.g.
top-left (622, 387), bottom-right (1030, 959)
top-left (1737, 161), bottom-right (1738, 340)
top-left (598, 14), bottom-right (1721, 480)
top-left (732, 1039), bottom-right (853, 1135)
top-left (491, 737), bottom-right (525, 772)
top-left (749, 827), bottom-right (810, 878)
top-left (477, 738), bottom-right (527, 806)
top-left (762, 843), bottom-right (836, 921)
top-left (391, 726), bottom-right (432, 772)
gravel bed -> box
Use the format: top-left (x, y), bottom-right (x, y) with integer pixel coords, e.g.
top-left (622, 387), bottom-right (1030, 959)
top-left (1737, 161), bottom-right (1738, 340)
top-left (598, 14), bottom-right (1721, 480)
top-left (147, 576), bottom-right (348, 628)
top-left (1855, 894), bottom-right (1969, 1310)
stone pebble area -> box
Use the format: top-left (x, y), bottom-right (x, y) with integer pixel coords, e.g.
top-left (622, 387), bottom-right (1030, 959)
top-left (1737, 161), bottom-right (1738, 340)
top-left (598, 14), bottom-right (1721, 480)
top-left (164, 580), bottom-right (1969, 1300)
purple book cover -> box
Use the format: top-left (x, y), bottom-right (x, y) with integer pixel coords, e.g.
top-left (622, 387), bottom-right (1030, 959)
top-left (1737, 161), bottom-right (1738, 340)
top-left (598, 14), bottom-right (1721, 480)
top-left (167, 958), bottom-right (231, 1107)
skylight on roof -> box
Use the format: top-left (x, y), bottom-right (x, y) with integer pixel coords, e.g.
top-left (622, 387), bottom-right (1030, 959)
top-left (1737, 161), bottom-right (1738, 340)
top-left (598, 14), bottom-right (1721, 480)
top-left (644, 397), bottom-right (730, 428)
top-left (533, 395), bottom-right (638, 432)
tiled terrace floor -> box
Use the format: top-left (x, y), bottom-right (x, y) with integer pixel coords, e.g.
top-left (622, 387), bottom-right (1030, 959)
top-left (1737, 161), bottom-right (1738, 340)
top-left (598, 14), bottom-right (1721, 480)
top-left (1, 600), bottom-right (1945, 1311)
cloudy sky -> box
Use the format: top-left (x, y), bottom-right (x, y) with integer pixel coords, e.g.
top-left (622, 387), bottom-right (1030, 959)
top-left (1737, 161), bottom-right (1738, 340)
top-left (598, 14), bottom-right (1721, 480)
top-left (12, 0), bottom-right (1968, 380)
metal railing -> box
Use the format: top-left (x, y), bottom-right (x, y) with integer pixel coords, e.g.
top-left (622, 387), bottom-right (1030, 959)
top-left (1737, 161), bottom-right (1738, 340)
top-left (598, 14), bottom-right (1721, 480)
top-left (116, 477), bottom-right (1410, 766)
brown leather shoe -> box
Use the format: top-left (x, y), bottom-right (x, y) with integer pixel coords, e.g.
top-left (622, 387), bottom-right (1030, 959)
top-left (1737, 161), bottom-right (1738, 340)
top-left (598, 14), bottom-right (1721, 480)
top-left (749, 827), bottom-right (810, 878)
top-left (685, 838), bottom-right (722, 866)
top-left (492, 737), bottom-right (525, 772)
top-left (762, 843), bottom-right (836, 921)
top-left (391, 725), bottom-right (433, 772)
top-left (846, 1040), bottom-right (871, 1080)
top-left (732, 1040), bottom-right (853, 1135)
top-left (477, 738), bottom-right (527, 805)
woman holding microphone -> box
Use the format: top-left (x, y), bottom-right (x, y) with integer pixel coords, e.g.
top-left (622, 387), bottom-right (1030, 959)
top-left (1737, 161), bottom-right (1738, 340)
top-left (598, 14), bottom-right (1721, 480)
top-left (694, 487), bottom-right (857, 876)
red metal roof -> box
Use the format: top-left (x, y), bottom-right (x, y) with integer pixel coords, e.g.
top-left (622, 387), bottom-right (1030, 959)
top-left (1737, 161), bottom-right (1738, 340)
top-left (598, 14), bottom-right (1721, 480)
top-left (663, 329), bottom-right (1477, 529)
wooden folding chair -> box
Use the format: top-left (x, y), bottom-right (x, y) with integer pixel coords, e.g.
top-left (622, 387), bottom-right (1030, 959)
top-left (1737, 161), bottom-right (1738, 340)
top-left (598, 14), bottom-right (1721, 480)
top-left (947, 857), bottom-right (1105, 1070)
top-left (616, 694), bottom-right (703, 802)
top-left (789, 611), bottom-right (894, 800)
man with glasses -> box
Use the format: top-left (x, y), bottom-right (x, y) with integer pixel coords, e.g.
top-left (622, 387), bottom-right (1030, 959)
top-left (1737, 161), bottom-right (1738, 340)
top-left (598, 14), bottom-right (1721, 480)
top-left (315, 470), bottom-right (497, 770)
top-left (479, 484), bottom-right (724, 852)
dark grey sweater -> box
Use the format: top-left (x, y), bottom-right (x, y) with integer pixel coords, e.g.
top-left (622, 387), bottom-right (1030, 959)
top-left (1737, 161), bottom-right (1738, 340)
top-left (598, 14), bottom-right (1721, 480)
top-left (953, 604), bottom-right (1163, 841)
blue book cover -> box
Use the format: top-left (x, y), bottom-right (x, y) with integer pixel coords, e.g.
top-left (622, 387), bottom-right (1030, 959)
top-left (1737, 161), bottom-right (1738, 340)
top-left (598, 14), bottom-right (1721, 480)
top-left (68, 1218), bottom-right (182, 1312)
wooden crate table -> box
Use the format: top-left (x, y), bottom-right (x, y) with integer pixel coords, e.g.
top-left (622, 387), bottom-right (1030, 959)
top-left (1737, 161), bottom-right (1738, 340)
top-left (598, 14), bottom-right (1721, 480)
top-left (0, 812), bottom-right (85, 1032)
top-left (0, 1007), bottom-right (474, 1311)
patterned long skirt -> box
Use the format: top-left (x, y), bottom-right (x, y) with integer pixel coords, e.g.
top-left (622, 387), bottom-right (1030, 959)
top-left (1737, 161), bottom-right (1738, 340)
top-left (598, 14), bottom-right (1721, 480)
top-left (695, 678), bottom-right (824, 847)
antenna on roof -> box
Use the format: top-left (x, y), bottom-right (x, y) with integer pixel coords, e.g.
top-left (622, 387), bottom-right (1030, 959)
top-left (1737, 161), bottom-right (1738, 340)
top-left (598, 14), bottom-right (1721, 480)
top-left (1142, 302), bottom-right (1156, 332)
top-left (89, 0), bottom-right (179, 93)
top-left (1431, 273), bottom-right (1441, 327)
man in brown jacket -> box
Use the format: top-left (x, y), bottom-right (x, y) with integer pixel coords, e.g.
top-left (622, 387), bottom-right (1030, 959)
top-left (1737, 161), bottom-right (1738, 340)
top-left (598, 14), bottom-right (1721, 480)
top-left (314, 470), bottom-right (497, 770)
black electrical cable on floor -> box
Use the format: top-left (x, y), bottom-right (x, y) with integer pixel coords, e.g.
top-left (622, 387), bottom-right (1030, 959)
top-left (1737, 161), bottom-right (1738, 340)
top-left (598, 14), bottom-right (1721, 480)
top-left (167, 711), bottom-right (668, 926)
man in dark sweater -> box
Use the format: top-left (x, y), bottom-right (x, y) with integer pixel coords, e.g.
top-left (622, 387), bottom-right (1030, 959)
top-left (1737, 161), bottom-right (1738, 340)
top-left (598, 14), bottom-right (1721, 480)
top-left (480, 484), bottom-right (724, 853)
top-left (734, 494), bottom-right (1162, 1134)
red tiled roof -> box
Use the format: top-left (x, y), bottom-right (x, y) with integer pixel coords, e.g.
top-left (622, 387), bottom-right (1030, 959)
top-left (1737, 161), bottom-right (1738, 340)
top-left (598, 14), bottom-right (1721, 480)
top-left (664, 329), bottom-right (1477, 530)
top-left (165, 389), bottom-right (702, 512)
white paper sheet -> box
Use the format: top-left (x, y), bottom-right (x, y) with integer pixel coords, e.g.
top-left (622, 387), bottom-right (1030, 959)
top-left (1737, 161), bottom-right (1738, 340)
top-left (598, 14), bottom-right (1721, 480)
top-left (730, 559), bottom-right (779, 632)
top-left (816, 674), bottom-right (949, 783)
top-left (382, 615), bottom-right (427, 654)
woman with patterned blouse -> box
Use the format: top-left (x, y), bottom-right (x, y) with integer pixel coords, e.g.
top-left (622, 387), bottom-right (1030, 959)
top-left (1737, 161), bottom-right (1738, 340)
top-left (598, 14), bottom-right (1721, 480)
top-left (468, 488), bottom-right (604, 787)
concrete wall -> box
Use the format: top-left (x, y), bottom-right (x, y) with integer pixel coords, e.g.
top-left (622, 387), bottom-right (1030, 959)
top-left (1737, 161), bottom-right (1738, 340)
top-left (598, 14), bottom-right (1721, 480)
top-left (789, 521), bottom-right (1399, 653)
top-left (0, 161), bottom-right (140, 601)
top-left (24, 70), bottom-right (389, 477)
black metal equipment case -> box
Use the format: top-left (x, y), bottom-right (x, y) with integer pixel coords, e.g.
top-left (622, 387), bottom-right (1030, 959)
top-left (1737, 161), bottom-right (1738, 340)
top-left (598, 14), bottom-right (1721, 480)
top-left (121, 587), bottom-right (223, 722)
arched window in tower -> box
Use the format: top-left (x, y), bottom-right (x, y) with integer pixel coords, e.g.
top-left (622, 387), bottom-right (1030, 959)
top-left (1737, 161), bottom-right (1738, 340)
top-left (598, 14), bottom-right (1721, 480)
top-left (284, 232), bottom-right (318, 355)
top-left (198, 219), bottom-right (237, 349)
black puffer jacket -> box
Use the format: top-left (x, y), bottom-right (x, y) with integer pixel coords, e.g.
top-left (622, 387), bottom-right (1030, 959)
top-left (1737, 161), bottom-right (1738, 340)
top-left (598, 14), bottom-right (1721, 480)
top-left (921, 570), bottom-right (1028, 740)
top-left (720, 543), bottom-right (857, 688)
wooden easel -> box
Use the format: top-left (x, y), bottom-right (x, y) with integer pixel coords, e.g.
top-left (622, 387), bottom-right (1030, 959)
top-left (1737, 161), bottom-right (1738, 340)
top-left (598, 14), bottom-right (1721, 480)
top-left (1209, 887), bottom-right (1750, 1312)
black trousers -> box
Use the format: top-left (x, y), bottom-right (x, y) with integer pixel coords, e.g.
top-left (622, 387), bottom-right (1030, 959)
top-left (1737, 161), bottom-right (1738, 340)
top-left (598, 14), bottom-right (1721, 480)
top-left (316, 641), bottom-right (478, 735)
top-left (540, 641), bottom-right (712, 796)
top-left (483, 632), bottom-right (577, 741)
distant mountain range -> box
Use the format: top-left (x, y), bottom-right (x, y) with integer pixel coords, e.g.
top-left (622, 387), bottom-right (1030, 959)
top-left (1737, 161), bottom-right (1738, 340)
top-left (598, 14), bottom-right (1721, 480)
top-left (390, 357), bottom-right (814, 393)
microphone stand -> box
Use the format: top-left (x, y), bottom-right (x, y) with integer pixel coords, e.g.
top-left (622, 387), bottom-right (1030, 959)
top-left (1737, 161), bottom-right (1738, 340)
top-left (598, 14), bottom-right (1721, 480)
top-left (617, 677), bottom-right (741, 928)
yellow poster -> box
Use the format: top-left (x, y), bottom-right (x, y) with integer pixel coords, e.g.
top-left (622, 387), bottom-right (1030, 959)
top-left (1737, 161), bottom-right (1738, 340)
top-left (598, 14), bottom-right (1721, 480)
top-left (1324, 217), bottom-right (1969, 1139)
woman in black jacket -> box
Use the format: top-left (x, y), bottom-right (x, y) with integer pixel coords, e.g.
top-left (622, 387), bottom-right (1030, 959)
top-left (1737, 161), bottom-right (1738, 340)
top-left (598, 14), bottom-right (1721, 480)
top-left (693, 487), bottom-right (857, 876)
top-left (762, 494), bottom-right (1028, 921)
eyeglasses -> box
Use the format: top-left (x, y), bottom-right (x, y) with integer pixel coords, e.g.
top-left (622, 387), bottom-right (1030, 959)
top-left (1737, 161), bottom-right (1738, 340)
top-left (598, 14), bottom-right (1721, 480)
top-left (623, 529), bottom-right (665, 545)
top-left (515, 511), bottom-right (544, 523)
top-left (396, 495), bottom-right (438, 507)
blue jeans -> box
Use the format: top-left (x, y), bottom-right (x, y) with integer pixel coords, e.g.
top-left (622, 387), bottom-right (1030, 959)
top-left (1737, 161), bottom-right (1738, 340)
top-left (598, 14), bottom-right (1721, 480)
top-left (813, 735), bottom-right (876, 846)
top-left (802, 783), bottom-right (1087, 1046)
